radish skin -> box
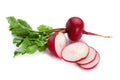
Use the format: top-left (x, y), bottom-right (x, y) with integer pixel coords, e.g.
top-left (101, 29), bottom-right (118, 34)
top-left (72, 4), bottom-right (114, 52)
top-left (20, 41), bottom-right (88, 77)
top-left (66, 17), bottom-right (112, 41)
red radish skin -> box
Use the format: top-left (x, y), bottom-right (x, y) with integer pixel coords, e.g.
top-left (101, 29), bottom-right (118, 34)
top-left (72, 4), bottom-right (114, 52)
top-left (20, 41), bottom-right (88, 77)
top-left (47, 32), bottom-right (67, 58)
top-left (79, 53), bottom-right (100, 70)
top-left (61, 42), bottom-right (89, 62)
top-left (77, 47), bottom-right (97, 65)
top-left (66, 17), bottom-right (111, 41)
top-left (66, 17), bottom-right (84, 41)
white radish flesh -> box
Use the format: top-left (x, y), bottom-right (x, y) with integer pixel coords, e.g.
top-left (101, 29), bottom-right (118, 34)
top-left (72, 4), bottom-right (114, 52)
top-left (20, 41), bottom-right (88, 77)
top-left (55, 32), bottom-right (67, 57)
top-left (77, 47), bottom-right (97, 65)
top-left (61, 42), bottom-right (89, 62)
top-left (47, 32), bottom-right (67, 58)
top-left (79, 53), bottom-right (100, 69)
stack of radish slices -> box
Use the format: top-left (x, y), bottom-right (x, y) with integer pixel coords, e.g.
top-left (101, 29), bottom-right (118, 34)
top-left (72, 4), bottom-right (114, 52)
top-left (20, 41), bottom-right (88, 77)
top-left (47, 32), bottom-right (100, 70)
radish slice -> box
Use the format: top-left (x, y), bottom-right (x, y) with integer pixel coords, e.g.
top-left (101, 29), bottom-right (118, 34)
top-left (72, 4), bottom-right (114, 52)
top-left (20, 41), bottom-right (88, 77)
top-left (61, 42), bottom-right (89, 62)
top-left (79, 53), bottom-right (100, 70)
top-left (55, 32), bottom-right (67, 57)
top-left (47, 32), bottom-right (67, 58)
top-left (77, 47), bottom-right (97, 65)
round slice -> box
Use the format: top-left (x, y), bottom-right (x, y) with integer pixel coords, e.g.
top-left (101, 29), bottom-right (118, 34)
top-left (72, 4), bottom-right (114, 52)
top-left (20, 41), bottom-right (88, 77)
top-left (61, 42), bottom-right (89, 62)
top-left (79, 53), bottom-right (100, 70)
top-left (47, 32), bottom-right (67, 58)
top-left (77, 47), bottom-right (97, 65)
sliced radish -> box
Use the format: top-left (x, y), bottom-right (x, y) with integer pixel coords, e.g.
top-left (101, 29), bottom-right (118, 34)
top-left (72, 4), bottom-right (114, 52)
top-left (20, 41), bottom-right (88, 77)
top-left (61, 42), bottom-right (89, 62)
top-left (79, 53), bottom-right (100, 70)
top-left (47, 32), bottom-right (67, 58)
top-left (77, 47), bottom-right (97, 65)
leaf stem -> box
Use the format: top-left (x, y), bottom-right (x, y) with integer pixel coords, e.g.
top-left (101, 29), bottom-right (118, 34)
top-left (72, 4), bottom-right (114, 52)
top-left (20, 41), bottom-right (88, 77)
top-left (32, 28), bottom-right (66, 33)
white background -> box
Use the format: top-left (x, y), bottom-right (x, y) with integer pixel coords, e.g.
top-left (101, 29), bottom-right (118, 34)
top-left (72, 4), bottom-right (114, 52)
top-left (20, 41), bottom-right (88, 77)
top-left (0, 0), bottom-right (120, 80)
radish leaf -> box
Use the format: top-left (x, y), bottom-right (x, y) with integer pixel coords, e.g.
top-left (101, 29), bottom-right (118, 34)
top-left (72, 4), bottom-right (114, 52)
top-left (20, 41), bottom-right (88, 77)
top-left (7, 16), bottom-right (53, 57)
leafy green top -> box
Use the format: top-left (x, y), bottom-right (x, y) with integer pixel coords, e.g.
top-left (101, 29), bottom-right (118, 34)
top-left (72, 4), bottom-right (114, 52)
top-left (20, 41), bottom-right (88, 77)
top-left (7, 16), bottom-right (53, 57)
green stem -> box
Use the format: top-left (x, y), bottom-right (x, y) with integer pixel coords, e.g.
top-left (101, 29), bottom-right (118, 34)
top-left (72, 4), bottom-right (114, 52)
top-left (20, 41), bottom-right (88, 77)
top-left (32, 28), bottom-right (66, 33)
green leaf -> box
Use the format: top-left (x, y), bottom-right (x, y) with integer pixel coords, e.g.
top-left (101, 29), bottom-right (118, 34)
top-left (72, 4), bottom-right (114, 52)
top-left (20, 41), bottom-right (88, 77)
top-left (37, 24), bottom-right (52, 32)
top-left (17, 19), bottom-right (32, 30)
top-left (26, 45), bottom-right (38, 54)
top-left (7, 16), bottom-right (18, 30)
top-left (12, 26), bottom-right (30, 37)
top-left (7, 16), bottom-right (32, 37)
top-left (7, 16), bottom-right (54, 57)
top-left (28, 32), bottom-right (39, 39)
top-left (13, 38), bottom-right (23, 47)
top-left (38, 45), bottom-right (47, 52)
top-left (14, 47), bottom-right (26, 57)
top-left (14, 37), bottom-right (30, 56)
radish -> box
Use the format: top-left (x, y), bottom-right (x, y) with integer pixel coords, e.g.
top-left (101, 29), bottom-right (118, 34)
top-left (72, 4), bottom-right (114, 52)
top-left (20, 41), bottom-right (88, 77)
top-left (79, 53), bottom-right (100, 70)
top-left (66, 17), bottom-right (111, 41)
top-left (61, 42), bottom-right (89, 62)
top-left (47, 32), bottom-right (67, 58)
top-left (77, 47), bottom-right (97, 65)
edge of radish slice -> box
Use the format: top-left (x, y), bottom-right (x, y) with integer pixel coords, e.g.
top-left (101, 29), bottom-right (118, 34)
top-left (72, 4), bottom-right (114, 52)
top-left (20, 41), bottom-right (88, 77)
top-left (79, 52), bottom-right (100, 70)
top-left (55, 32), bottom-right (67, 58)
top-left (77, 47), bottom-right (97, 65)
top-left (61, 42), bottom-right (89, 62)
top-left (47, 32), bottom-right (67, 58)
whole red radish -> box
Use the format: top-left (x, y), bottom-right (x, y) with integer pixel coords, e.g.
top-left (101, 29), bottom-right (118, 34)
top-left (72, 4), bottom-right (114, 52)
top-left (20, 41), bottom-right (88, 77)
top-left (47, 32), bottom-right (67, 58)
top-left (66, 17), bottom-right (111, 41)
